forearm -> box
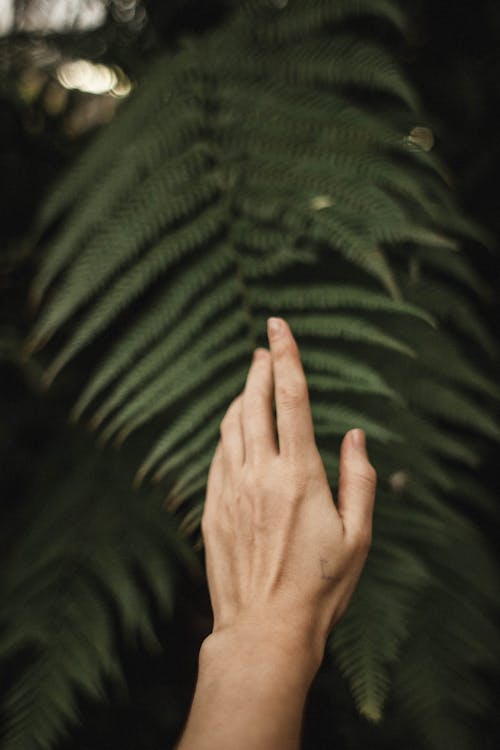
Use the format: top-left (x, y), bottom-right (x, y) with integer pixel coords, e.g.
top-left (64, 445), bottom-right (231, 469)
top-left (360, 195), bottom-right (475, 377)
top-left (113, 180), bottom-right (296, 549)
top-left (175, 626), bottom-right (323, 750)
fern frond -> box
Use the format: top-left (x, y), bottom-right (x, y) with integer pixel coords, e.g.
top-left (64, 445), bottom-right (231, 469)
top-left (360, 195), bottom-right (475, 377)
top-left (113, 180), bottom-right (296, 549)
top-left (31, 48), bottom-right (194, 240)
top-left (245, 0), bottom-right (410, 45)
top-left (234, 186), bottom-right (455, 303)
top-left (283, 314), bottom-right (417, 358)
top-left (307, 372), bottom-right (398, 401)
top-left (249, 283), bottom-right (436, 327)
top-left (401, 274), bottom-right (500, 358)
top-left (100, 337), bottom-right (248, 447)
top-left (28, 173), bottom-right (222, 353)
top-left (70, 245), bottom-right (235, 422)
top-left (135, 368), bottom-right (245, 485)
top-left (42, 204), bottom-right (229, 386)
top-left (0, 442), bottom-right (196, 750)
top-left (218, 81), bottom-right (404, 150)
top-left (168, 445), bottom-right (217, 500)
top-left (387, 319), bottom-right (500, 399)
top-left (415, 244), bottom-right (495, 301)
top-left (242, 149), bottom-right (443, 222)
top-left (392, 523), bottom-right (500, 749)
top-left (2, 582), bottom-right (120, 750)
top-left (31, 138), bottom-right (213, 306)
top-left (223, 26), bottom-right (418, 109)
top-left (312, 402), bottom-right (402, 445)
top-left (405, 377), bottom-right (500, 441)
top-left (331, 537), bottom-right (429, 722)
top-left (300, 348), bottom-right (401, 395)
top-left (152, 411), bottom-right (222, 484)
top-left (87, 272), bottom-right (241, 429)
top-left (387, 407), bottom-right (482, 468)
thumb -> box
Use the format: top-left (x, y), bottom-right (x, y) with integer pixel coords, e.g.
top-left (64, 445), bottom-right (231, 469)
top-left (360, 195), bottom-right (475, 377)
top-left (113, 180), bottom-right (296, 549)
top-left (337, 429), bottom-right (377, 549)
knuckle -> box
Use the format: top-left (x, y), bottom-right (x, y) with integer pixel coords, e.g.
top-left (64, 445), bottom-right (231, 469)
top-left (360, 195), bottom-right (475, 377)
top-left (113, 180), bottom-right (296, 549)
top-left (242, 462), bottom-right (269, 495)
top-left (357, 527), bottom-right (373, 554)
top-left (307, 445), bottom-right (327, 476)
top-left (279, 447), bottom-right (321, 491)
top-left (292, 473), bottom-right (308, 497)
top-left (283, 458), bottom-right (309, 494)
top-left (367, 463), bottom-right (378, 487)
top-left (346, 527), bottom-right (371, 558)
top-left (241, 463), bottom-right (259, 489)
top-left (276, 377), bottom-right (307, 407)
top-left (354, 464), bottom-right (377, 491)
top-left (243, 391), bottom-right (266, 418)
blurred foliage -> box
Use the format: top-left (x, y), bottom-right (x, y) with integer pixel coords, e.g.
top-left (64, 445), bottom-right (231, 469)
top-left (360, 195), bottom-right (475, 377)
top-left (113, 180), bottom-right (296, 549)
top-left (0, 366), bottom-right (204, 749)
top-left (1, 1), bottom-right (500, 749)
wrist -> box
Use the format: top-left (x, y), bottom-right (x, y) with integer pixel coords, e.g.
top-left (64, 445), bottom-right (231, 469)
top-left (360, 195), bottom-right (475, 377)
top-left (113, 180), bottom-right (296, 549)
top-left (178, 622), bottom-right (322, 750)
top-left (199, 621), bottom-right (324, 691)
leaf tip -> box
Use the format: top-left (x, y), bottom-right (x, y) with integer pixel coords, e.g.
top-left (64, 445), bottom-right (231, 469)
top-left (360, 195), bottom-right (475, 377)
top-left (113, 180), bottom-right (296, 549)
top-left (114, 427), bottom-right (130, 448)
top-left (42, 361), bottom-right (61, 389)
top-left (69, 403), bottom-right (83, 424)
top-left (133, 465), bottom-right (147, 489)
top-left (361, 705), bottom-right (383, 723)
top-left (88, 410), bottom-right (105, 432)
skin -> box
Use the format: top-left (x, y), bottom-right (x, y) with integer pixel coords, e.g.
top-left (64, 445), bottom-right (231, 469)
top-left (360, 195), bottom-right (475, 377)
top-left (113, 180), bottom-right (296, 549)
top-left (176, 316), bottom-right (377, 750)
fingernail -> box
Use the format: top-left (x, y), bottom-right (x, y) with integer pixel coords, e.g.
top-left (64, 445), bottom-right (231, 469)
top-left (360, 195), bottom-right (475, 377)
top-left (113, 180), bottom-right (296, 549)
top-left (351, 428), bottom-right (365, 451)
top-left (267, 317), bottom-right (283, 337)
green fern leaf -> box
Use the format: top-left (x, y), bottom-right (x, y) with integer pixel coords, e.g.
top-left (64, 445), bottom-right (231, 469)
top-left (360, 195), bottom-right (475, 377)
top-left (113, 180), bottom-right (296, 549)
top-left (284, 314), bottom-right (417, 358)
top-left (401, 274), bottom-right (500, 358)
top-left (91, 282), bottom-right (241, 431)
top-left (331, 538), bottom-right (429, 721)
top-left (0, 442), bottom-right (196, 750)
top-left (136, 368), bottom-right (245, 484)
top-left (41, 205), bottom-right (229, 385)
top-left (247, 0), bottom-right (410, 45)
top-left (100, 337), bottom-right (248, 447)
top-left (32, 139), bottom-right (213, 306)
top-left (70, 245), bottom-right (235, 422)
top-left (28, 173), bottom-right (222, 352)
top-left (249, 282), bottom-right (436, 327)
top-left (31, 48), bottom-right (194, 240)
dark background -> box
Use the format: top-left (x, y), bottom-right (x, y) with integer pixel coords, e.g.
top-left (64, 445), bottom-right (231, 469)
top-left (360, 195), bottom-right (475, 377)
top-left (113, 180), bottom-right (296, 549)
top-left (1, 1), bottom-right (499, 748)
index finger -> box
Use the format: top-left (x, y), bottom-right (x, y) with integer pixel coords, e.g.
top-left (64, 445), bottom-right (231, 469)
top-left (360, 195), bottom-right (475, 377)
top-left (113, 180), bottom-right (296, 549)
top-left (267, 317), bottom-right (317, 461)
top-left (203, 439), bottom-right (224, 521)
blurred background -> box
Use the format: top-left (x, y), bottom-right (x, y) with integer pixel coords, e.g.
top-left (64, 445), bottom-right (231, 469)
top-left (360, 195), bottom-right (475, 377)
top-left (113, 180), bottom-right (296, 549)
top-left (1, 1), bottom-right (499, 748)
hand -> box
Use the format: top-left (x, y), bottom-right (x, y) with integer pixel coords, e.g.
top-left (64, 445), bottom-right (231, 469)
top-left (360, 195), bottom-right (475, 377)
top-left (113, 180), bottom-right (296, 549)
top-left (201, 316), bottom-right (377, 668)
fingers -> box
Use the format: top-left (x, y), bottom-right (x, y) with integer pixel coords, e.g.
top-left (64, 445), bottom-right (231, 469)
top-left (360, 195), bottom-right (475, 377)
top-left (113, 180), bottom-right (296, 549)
top-left (337, 429), bottom-right (377, 550)
top-left (266, 317), bottom-right (317, 461)
top-left (202, 440), bottom-right (237, 626)
top-left (242, 348), bottom-right (279, 464)
top-left (219, 394), bottom-right (245, 483)
top-left (203, 438), bottom-right (224, 522)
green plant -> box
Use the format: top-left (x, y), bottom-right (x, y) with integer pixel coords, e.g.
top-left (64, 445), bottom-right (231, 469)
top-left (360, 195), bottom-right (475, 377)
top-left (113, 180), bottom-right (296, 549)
top-left (0, 405), bottom-right (200, 750)
top-left (5, 1), bottom-right (499, 748)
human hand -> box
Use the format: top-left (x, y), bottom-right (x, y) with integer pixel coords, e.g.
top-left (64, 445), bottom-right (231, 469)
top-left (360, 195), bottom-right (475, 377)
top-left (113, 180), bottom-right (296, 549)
top-left (201, 316), bottom-right (377, 669)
